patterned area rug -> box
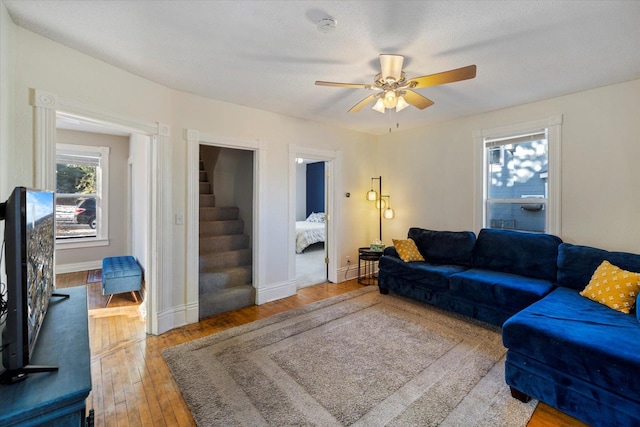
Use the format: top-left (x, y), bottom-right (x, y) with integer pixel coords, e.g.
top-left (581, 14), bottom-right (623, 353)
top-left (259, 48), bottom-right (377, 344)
top-left (163, 287), bottom-right (536, 426)
top-left (87, 269), bottom-right (102, 283)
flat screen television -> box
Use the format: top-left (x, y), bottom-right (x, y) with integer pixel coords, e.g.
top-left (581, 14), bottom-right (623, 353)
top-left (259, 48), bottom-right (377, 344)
top-left (0, 186), bottom-right (61, 384)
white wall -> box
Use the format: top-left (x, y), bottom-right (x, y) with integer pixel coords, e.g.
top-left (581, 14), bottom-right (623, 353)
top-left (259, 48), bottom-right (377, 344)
top-left (5, 21), bottom-right (376, 332)
top-left (213, 147), bottom-right (253, 244)
top-left (0, 2), bottom-right (15, 200)
top-left (0, 2), bottom-right (16, 302)
top-left (377, 78), bottom-right (640, 253)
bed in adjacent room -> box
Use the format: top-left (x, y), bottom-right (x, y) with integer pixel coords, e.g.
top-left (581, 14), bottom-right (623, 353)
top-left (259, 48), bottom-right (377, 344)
top-left (296, 212), bottom-right (326, 253)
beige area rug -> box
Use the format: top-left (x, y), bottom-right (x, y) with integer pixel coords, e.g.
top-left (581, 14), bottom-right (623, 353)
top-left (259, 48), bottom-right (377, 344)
top-left (163, 287), bottom-right (536, 426)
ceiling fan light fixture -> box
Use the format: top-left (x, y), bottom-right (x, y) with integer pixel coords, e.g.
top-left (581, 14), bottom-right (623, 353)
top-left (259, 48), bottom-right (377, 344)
top-left (383, 90), bottom-right (397, 108)
top-left (396, 95), bottom-right (409, 112)
top-left (380, 54), bottom-right (404, 82)
top-left (372, 98), bottom-right (386, 113)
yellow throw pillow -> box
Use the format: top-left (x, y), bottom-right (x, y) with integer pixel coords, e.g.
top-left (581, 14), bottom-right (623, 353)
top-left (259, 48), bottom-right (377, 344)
top-left (580, 260), bottom-right (640, 314)
top-left (392, 238), bottom-right (425, 262)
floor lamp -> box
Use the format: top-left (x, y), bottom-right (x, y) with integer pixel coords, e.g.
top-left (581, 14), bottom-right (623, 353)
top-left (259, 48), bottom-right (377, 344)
top-left (367, 176), bottom-right (395, 242)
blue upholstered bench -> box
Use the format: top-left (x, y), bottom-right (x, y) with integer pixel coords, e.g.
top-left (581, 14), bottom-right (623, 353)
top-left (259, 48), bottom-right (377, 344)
top-left (102, 256), bottom-right (142, 307)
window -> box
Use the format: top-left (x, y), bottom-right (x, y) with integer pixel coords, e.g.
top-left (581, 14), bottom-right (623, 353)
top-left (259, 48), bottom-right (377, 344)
top-left (55, 143), bottom-right (109, 246)
top-left (485, 132), bottom-right (548, 232)
top-left (474, 116), bottom-right (562, 235)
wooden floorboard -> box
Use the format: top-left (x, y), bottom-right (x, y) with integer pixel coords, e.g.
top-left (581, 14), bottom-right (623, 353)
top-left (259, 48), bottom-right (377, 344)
top-left (55, 272), bottom-right (587, 426)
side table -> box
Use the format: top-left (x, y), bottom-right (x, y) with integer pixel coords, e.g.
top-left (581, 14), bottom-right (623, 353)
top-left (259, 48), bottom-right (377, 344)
top-left (358, 247), bottom-right (384, 285)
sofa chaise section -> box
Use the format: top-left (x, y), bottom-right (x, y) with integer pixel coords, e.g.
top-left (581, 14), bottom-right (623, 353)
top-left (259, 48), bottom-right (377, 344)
top-left (502, 243), bottom-right (640, 427)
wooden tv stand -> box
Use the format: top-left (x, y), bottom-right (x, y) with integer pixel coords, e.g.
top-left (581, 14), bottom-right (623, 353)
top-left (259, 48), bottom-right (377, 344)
top-left (0, 286), bottom-right (92, 426)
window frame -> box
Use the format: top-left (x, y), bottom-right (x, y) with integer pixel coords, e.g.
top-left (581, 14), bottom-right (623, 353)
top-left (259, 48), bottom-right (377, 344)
top-left (473, 115), bottom-right (562, 235)
top-left (55, 143), bottom-right (110, 249)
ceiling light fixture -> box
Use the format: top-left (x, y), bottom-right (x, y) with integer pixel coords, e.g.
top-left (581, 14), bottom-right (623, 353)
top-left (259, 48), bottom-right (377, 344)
top-left (316, 54), bottom-right (477, 116)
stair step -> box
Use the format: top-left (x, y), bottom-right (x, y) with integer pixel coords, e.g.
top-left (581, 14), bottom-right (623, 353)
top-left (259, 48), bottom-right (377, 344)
top-left (200, 194), bottom-right (216, 207)
top-left (199, 285), bottom-right (255, 319)
top-left (200, 206), bottom-right (239, 222)
top-left (199, 170), bottom-right (208, 182)
top-left (200, 220), bottom-right (244, 237)
top-left (199, 266), bottom-right (252, 291)
top-left (199, 182), bottom-right (212, 194)
top-left (200, 234), bottom-right (250, 253)
top-left (199, 248), bottom-right (251, 271)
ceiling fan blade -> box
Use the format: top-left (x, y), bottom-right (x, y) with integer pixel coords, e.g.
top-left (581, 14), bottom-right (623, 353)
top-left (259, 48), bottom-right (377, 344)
top-left (315, 81), bottom-right (373, 89)
top-left (348, 94), bottom-right (377, 113)
top-left (380, 54), bottom-right (404, 81)
top-left (408, 65), bottom-right (477, 89)
top-left (403, 90), bottom-right (434, 110)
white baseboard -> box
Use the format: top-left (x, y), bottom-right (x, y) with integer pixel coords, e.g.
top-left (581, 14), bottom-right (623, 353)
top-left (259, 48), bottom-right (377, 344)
top-left (256, 280), bottom-right (296, 305)
top-left (337, 262), bottom-right (378, 283)
top-left (56, 260), bottom-right (102, 274)
top-left (157, 305), bottom-right (188, 335)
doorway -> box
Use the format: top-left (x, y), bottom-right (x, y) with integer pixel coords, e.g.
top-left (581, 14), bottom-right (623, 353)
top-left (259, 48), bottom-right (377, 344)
top-left (33, 89), bottom-right (167, 334)
top-left (294, 158), bottom-right (327, 288)
top-left (288, 145), bottom-right (340, 287)
top-left (198, 145), bottom-right (255, 318)
top-left (54, 116), bottom-right (150, 316)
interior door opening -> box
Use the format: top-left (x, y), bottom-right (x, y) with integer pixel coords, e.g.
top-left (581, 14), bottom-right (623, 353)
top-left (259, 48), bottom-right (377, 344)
top-left (54, 116), bottom-right (150, 324)
top-left (294, 159), bottom-right (328, 289)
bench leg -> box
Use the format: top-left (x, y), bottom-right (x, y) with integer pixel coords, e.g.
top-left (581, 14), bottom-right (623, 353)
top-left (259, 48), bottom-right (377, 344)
top-left (105, 294), bottom-right (114, 308)
top-left (131, 291), bottom-right (139, 303)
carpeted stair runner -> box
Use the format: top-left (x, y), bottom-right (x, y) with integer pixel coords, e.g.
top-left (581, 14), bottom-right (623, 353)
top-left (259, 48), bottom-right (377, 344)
top-left (199, 159), bottom-right (254, 319)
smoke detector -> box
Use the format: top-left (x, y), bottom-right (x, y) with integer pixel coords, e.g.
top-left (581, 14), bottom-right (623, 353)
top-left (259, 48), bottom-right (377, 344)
top-left (317, 18), bottom-right (337, 33)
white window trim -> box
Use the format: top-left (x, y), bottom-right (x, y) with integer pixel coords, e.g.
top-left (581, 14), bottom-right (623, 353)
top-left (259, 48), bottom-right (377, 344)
top-left (473, 115), bottom-right (562, 235)
top-left (55, 143), bottom-right (110, 249)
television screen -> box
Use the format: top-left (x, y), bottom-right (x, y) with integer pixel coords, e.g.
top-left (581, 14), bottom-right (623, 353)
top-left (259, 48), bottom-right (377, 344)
top-left (25, 190), bottom-right (55, 355)
top-left (1, 187), bottom-right (57, 384)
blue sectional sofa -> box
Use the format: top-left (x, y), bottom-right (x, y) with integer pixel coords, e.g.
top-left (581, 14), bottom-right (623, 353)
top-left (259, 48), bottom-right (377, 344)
top-left (378, 227), bottom-right (562, 326)
top-left (378, 228), bottom-right (640, 427)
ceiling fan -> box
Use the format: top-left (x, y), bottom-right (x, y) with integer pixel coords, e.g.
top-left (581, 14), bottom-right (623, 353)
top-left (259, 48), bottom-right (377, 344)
top-left (315, 54), bottom-right (476, 114)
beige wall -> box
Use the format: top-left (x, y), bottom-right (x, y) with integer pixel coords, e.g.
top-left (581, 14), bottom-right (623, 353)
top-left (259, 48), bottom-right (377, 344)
top-left (55, 129), bottom-right (130, 266)
top-left (377, 79), bottom-right (640, 253)
top-left (6, 2), bottom-right (639, 329)
top-left (0, 4), bottom-right (16, 289)
top-left (3, 17), bottom-right (377, 325)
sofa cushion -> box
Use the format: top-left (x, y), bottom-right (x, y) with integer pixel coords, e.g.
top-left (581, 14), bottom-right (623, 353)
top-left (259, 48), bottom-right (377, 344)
top-left (392, 238), bottom-right (425, 262)
top-left (579, 260), bottom-right (640, 314)
top-left (503, 287), bottom-right (640, 401)
top-left (378, 255), bottom-right (468, 290)
top-left (558, 243), bottom-right (640, 291)
top-left (472, 228), bottom-right (562, 281)
top-left (407, 228), bottom-right (476, 267)
top-left (449, 268), bottom-right (555, 309)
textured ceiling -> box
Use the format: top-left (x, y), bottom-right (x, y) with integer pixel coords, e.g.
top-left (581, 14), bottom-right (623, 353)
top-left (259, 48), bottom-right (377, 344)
top-left (5, 1), bottom-right (640, 135)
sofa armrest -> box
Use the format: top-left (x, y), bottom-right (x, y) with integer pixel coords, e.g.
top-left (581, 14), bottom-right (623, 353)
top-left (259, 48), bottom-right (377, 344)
top-left (383, 246), bottom-right (399, 258)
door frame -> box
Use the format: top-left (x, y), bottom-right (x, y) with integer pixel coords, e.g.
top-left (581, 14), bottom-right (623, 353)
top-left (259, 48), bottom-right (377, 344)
top-left (185, 130), bottom-right (266, 319)
top-left (288, 145), bottom-right (341, 285)
top-left (32, 89), bottom-right (170, 334)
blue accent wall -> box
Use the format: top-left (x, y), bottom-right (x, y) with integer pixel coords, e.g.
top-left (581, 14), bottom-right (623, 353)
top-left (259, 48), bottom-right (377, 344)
top-left (306, 162), bottom-right (325, 217)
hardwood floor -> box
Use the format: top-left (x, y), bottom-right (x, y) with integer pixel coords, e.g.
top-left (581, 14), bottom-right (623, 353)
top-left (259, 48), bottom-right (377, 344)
top-left (56, 272), bottom-right (587, 427)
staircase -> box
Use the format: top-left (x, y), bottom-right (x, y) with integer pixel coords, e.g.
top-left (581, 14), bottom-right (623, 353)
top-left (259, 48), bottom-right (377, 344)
top-left (198, 159), bottom-right (255, 319)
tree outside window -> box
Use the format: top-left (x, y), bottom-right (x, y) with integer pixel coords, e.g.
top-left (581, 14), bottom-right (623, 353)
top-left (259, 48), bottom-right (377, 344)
top-left (55, 144), bottom-right (107, 240)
